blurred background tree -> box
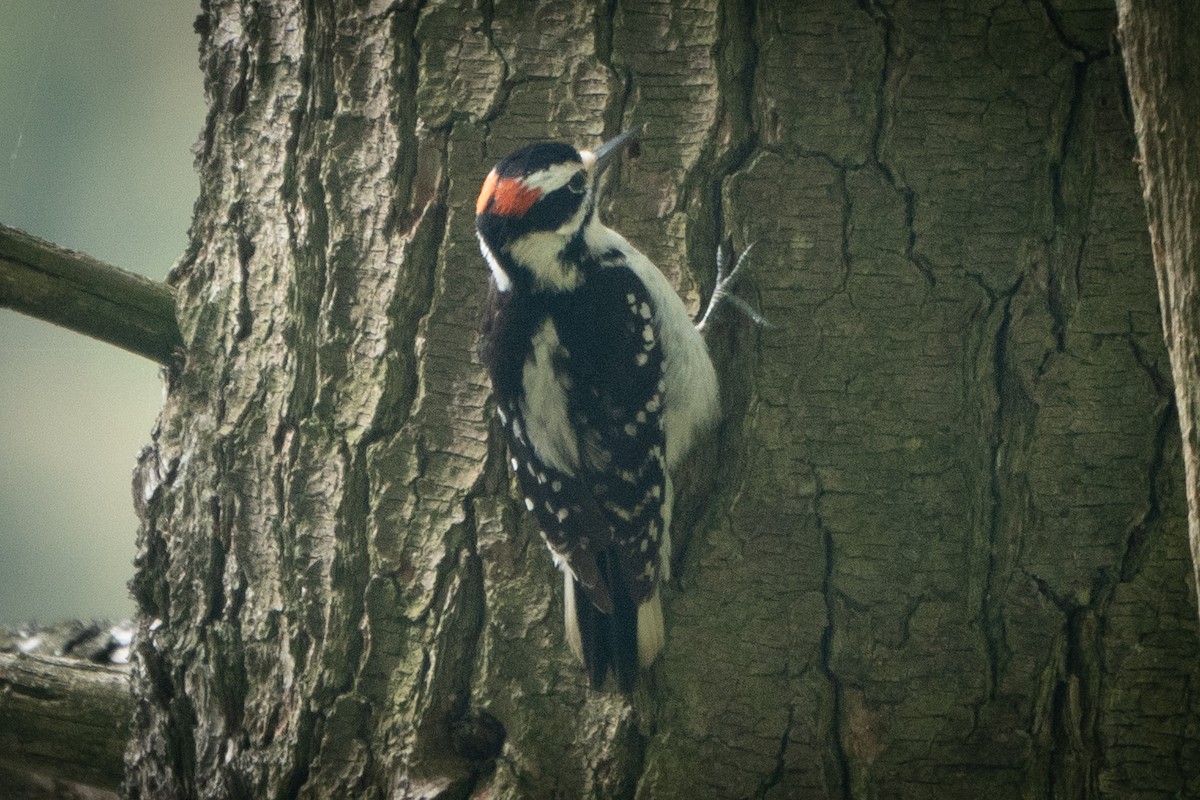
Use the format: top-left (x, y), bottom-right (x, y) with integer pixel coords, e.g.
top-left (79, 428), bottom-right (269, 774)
top-left (0, 1), bottom-right (201, 624)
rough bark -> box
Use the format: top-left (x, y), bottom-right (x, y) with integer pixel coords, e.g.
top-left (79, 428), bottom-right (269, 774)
top-left (124, 1), bottom-right (1200, 798)
top-left (1116, 0), bottom-right (1200, 625)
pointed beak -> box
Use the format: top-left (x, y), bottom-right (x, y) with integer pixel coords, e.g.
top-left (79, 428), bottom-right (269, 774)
top-left (592, 125), bottom-right (643, 175)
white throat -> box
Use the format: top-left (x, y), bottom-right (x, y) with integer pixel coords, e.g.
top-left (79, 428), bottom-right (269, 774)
top-left (503, 194), bottom-right (599, 293)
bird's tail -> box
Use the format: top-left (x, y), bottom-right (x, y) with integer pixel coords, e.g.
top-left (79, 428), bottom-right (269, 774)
top-left (563, 552), bottom-right (663, 691)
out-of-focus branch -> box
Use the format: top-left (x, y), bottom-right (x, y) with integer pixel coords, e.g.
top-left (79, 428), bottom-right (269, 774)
top-left (0, 652), bottom-right (131, 794)
top-left (0, 223), bottom-right (182, 365)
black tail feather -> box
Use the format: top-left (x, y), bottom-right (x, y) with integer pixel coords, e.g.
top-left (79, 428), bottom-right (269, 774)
top-left (575, 550), bottom-right (639, 691)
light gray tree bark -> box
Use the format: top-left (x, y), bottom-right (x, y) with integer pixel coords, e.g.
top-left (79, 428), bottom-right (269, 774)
top-left (121, 1), bottom-right (1200, 798)
top-left (1117, 0), bottom-right (1200, 631)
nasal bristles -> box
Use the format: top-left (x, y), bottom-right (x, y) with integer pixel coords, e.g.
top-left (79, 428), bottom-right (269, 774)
top-left (476, 170), bottom-right (542, 217)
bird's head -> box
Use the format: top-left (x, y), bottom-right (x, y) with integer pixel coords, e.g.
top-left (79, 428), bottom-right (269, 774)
top-left (475, 129), bottom-right (640, 292)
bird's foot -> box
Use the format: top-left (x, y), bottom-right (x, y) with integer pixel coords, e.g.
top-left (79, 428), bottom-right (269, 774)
top-left (697, 241), bottom-right (768, 332)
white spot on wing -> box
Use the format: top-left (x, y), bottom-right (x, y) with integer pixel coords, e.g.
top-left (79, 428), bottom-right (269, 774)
top-left (604, 501), bottom-right (635, 521)
top-left (582, 218), bottom-right (720, 469)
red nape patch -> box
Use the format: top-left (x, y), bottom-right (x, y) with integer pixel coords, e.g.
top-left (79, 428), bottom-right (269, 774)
top-left (476, 170), bottom-right (541, 217)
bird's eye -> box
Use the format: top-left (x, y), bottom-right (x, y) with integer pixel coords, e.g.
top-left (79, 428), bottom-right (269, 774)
top-left (567, 172), bottom-right (587, 194)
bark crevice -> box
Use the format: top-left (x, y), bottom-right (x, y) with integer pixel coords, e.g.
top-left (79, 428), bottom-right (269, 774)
top-left (117, 2), bottom-right (1200, 797)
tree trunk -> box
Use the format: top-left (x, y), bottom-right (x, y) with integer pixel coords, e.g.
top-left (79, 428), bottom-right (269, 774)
top-left (124, 1), bottom-right (1200, 797)
top-left (1116, 0), bottom-right (1200, 627)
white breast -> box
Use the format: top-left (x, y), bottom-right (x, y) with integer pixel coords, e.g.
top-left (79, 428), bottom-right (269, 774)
top-left (520, 318), bottom-right (580, 473)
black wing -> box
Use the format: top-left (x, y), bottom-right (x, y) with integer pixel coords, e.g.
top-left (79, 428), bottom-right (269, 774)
top-left (485, 264), bottom-right (667, 689)
top-left (556, 265), bottom-right (666, 607)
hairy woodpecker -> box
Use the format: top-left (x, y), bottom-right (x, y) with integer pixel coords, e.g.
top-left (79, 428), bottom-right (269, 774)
top-left (477, 130), bottom-right (720, 691)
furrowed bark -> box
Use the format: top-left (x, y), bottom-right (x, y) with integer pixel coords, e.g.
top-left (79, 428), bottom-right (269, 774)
top-left (120, 1), bottom-right (1200, 797)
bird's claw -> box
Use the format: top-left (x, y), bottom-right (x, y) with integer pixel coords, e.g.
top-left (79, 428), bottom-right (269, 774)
top-left (697, 241), bottom-right (768, 332)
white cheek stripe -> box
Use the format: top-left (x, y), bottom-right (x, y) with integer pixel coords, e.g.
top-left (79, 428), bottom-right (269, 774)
top-left (507, 231), bottom-right (583, 292)
top-left (501, 169), bottom-right (594, 293)
top-left (478, 234), bottom-right (511, 292)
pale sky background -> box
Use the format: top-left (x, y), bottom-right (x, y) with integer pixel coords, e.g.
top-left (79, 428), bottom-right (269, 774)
top-left (0, 2), bottom-right (204, 624)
